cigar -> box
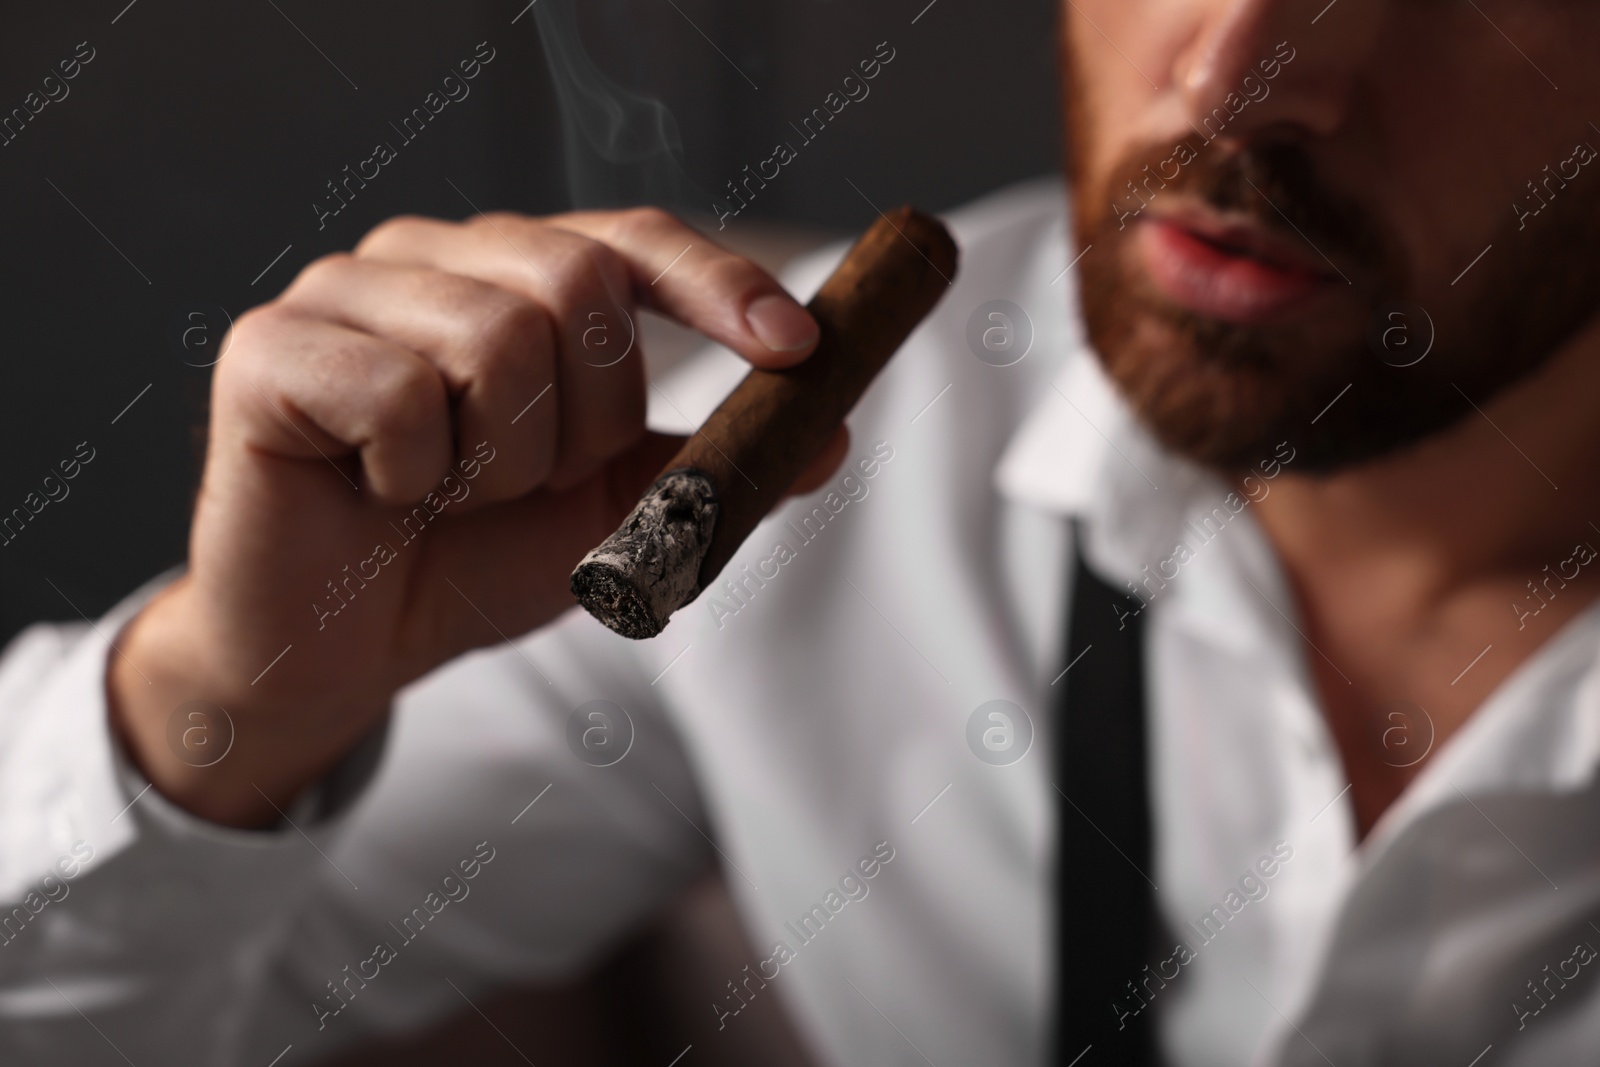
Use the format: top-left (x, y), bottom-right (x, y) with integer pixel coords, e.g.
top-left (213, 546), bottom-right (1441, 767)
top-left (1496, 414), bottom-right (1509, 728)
top-left (570, 206), bottom-right (959, 639)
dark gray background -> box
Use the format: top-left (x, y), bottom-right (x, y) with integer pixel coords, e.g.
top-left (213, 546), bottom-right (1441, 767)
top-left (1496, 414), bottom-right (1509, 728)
top-left (0, 0), bottom-right (1059, 641)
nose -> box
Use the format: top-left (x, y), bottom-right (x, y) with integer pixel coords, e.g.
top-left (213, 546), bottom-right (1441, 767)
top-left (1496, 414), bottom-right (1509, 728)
top-left (1173, 0), bottom-right (1381, 140)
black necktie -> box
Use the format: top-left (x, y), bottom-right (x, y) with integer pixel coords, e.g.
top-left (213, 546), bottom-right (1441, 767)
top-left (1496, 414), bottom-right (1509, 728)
top-left (1055, 529), bottom-right (1162, 1065)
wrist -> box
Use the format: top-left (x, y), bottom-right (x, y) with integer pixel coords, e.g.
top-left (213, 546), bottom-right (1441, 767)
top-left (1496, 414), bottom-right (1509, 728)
top-left (107, 579), bottom-right (392, 828)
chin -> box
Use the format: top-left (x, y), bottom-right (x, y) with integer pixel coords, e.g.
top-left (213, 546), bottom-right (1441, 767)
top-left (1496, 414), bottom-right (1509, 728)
top-left (1079, 270), bottom-right (1450, 477)
top-left (1091, 311), bottom-right (1301, 470)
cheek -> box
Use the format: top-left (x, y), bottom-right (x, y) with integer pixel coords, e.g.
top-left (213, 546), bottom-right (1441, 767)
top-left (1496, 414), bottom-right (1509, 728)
top-left (1062, 2), bottom-right (1195, 202)
top-left (1373, 7), bottom-right (1600, 283)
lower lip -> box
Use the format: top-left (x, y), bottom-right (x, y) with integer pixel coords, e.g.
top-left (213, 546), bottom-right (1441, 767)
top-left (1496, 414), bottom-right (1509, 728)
top-left (1137, 218), bottom-right (1339, 324)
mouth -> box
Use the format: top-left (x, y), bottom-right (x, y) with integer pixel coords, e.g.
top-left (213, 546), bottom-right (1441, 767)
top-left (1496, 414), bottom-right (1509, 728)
top-left (1135, 208), bottom-right (1347, 325)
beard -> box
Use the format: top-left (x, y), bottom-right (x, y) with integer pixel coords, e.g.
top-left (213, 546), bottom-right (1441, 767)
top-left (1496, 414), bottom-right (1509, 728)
top-left (1067, 120), bottom-right (1600, 476)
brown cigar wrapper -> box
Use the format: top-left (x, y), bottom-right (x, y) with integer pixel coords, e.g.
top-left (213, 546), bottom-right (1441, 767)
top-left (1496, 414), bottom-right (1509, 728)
top-left (571, 206), bottom-right (959, 639)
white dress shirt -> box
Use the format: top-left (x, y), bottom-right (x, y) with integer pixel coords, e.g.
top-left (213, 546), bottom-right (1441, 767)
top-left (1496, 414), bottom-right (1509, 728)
top-left (2, 177), bottom-right (1598, 1067)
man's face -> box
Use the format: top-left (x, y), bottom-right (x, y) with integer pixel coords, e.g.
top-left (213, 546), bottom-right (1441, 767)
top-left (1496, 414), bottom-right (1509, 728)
top-left (1062, 1), bottom-right (1600, 473)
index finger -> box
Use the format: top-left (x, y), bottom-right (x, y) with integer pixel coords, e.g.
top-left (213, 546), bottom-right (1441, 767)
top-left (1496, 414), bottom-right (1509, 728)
top-left (547, 207), bottom-right (820, 369)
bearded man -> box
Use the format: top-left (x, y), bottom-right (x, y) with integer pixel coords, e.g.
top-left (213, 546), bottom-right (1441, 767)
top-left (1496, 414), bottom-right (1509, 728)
top-left (4, 2), bottom-right (1598, 1065)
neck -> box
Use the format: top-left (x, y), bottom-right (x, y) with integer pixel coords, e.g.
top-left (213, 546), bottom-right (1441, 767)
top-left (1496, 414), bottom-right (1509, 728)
top-left (1247, 318), bottom-right (1600, 840)
top-left (1256, 320), bottom-right (1600, 611)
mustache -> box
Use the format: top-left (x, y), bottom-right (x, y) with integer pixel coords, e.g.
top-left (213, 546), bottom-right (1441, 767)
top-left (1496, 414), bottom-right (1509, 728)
top-left (1100, 139), bottom-right (1395, 279)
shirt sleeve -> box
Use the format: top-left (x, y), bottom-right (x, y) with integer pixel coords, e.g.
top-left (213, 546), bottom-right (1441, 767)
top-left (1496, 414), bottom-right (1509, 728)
top-left (0, 569), bottom-right (391, 1013)
top-left (0, 564), bottom-right (709, 1066)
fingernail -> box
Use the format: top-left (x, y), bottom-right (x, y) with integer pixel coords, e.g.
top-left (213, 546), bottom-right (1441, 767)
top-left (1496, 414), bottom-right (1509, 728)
top-left (746, 294), bottom-right (819, 353)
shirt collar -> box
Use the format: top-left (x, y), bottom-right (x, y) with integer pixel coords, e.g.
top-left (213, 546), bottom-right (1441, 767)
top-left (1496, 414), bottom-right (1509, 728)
top-left (991, 229), bottom-right (1222, 595)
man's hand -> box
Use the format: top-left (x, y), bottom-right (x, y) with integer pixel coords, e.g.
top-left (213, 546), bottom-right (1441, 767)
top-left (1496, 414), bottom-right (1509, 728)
top-left (109, 208), bottom-right (842, 827)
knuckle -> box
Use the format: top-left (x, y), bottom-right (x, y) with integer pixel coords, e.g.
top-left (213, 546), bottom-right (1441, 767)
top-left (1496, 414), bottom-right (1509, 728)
top-left (211, 307), bottom-right (295, 411)
top-left (581, 239), bottom-right (629, 293)
top-left (367, 357), bottom-right (445, 436)
top-left (284, 252), bottom-right (355, 299)
top-left (355, 213), bottom-right (435, 256)
top-left (613, 205), bottom-right (679, 240)
top-left (424, 268), bottom-right (497, 315)
top-left (602, 205), bottom-right (692, 259)
top-left (217, 305), bottom-right (283, 365)
top-left (472, 295), bottom-right (553, 369)
top-left (541, 240), bottom-right (614, 311)
top-left (475, 210), bottom-right (527, 230)
top-left (700, 251), bottom-right (765, 296)
top-left (225, 304), bottom-right (275, 342)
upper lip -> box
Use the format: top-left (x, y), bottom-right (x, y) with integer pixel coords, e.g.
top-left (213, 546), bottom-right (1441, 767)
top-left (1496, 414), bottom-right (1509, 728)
top-left (1147, 204), bottom-right (1342, 280)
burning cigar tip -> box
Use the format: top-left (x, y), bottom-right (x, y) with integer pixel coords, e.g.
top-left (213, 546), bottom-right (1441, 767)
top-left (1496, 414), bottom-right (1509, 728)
top-left (571, 206), bottom-right (958, 640)
top-left (569, 469), bottom-right (718, 640)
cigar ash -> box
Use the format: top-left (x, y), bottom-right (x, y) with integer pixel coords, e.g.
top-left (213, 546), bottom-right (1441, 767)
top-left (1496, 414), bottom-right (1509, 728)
top-left (569, 468), bottom-right (719, 639)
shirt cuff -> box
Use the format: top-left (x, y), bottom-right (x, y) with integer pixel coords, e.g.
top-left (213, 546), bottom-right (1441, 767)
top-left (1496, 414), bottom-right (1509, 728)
top-left (0, 567), bottom-right (390, 897)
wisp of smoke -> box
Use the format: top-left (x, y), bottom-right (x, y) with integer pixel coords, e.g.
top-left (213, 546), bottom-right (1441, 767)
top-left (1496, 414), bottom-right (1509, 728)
top-left (532, 0), bottom-right (704, 209)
